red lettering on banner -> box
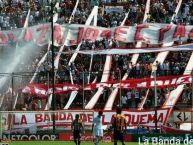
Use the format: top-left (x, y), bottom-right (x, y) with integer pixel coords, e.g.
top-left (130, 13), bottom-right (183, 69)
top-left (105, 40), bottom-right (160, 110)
top-left (114, 27), bottom-right (127, 41)
top-left (173, 25), bottom-right (186, 38)
top-left (176, 76), bottom-right (190, 84)
top-left (13, 114), bottom-right (19, 125)
top-left (157, 113), bottom-right (163, 122)
top-left (87, 114), bottom-right (93, 122)
top-left (84, 28), bottom-right (99, 41)
top-left (36, 113), bottom-right (71, 122)
top-left (55, 113), bottom-right (59, 120)
top-left (134, 24), bottom-right (148, 41)
top-left (150, 80), bottom-right (163, 87)
top-left (120, 83), bottom-right (131, 89)
top-left (21, 115), bottom-right (27, 124)
top-left (131, 114), bottom-right (139, 124)
top-left (159, 25), bottom-right (172, 43)
top-left (55, 112), bottom-right (66, 120)
top-left (35, 114), bottom-right (42, 122)
top-left (147, 114), bottom-right (155, 123)
top-left (36, 25), bottom-right (49, 45)
top-left (59, 113), bottom-right (66, 120)
top-left (54, 24), bottom-right (63, 45)
top-left (100, 29), bottom-right (112, 39)
top-left (11, 109), bottom-right (169, 131)
top-left (67, 113), bottom-right (73, 121)
top-left (0, 32), bottom-right (8, 44)
top-left (171, 78), bottom-right (177, 85)
top-left (78, 113), bottom-right (93, 122)
top-left (136, 82), bottom-right (147, 88)
top-left (70, 27), bottom-right (84, 45)
top-left (44, 114), bottom-right (50, 122)
top-left (163, 80), bottom-right (170, 86)
top-left (140, 114), bottom-right (147, 124)
top-left (24, 29), bottom-right (33, 41)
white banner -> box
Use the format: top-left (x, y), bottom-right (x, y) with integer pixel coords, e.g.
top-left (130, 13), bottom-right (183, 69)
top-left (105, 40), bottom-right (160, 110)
top-left (8, 109), bottom-right (169, 133)
top-left (60, 23), bottom-right (193, 46)
top-left (0, 23), bottom-right (51, 47)
top-left (74, 43), bottom-right (193, 55)
top-left (1, 23), bottom-right (193, 47)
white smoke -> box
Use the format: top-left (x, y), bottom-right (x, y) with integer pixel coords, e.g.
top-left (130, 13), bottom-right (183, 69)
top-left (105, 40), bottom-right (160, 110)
top-left (0, 40), bottom-right (46, 92)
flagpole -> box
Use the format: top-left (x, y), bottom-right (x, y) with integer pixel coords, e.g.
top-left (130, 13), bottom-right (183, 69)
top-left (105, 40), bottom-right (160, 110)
top-left (50, 1), bottom-right (56, 134)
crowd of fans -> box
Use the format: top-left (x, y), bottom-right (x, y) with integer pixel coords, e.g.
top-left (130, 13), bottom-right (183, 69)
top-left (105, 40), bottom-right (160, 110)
top-left (0, 0), bottom-right (192, 115)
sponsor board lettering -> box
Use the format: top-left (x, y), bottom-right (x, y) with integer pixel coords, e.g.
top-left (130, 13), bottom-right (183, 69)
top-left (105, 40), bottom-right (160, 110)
top-left (59, 133), bottom-right (132, 142)
top-left (2, 134), bottom-right (57, 141)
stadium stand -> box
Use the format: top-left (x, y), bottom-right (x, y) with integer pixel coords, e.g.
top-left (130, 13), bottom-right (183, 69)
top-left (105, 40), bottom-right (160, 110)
top-left (0, 0), bottom-right (193, 134)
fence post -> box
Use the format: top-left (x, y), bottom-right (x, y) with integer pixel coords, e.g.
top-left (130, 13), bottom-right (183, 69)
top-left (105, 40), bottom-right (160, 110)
top-left (119, 70), bottom-right (122, 107)
top-left (191, 70), bottom-right (193, 130)
top-left (83, 71), bottom-right (85, 109)
top-left (11, 72), bottom-right (14, 110)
